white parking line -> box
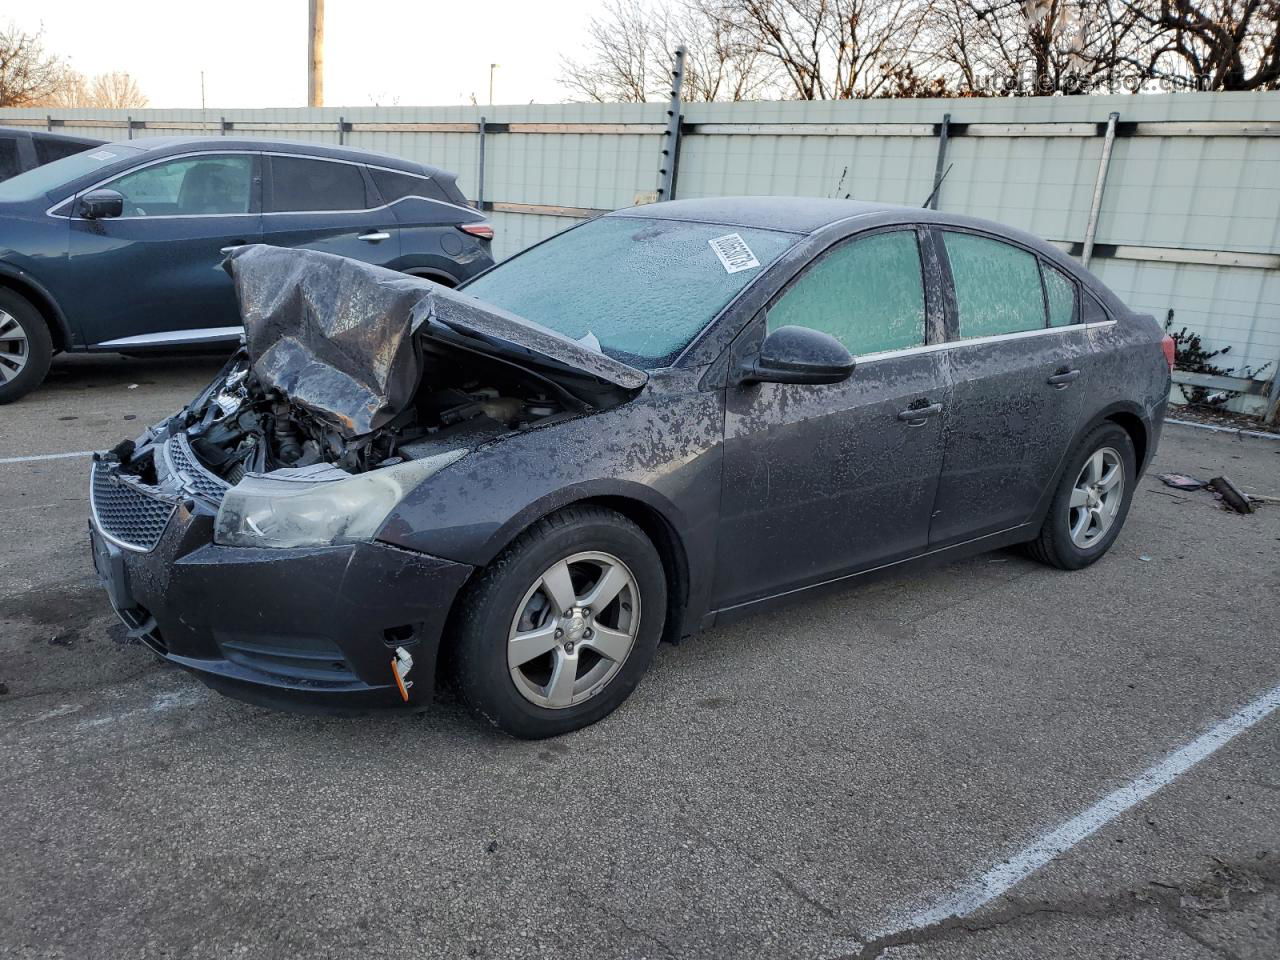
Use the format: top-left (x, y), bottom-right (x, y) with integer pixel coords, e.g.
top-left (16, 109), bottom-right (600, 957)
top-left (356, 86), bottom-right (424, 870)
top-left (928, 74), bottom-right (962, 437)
top-left (0, 450), bottom-right (96, 465)
top-left (878, 680), bottom-right (1280, 937)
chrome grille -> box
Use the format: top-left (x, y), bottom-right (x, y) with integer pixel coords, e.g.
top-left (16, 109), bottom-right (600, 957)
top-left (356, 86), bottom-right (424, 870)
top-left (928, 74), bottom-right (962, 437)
top-left (164, 434), bottom-right (229, 500)
top-left (90, 461), bottom-right (176, 552)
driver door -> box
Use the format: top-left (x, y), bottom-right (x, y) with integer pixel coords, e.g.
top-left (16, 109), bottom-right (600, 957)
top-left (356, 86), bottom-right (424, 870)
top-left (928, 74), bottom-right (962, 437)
top-left (64, 152), bottom-right (262, 346)
top-left (713, 228), bottom-right (950, 609)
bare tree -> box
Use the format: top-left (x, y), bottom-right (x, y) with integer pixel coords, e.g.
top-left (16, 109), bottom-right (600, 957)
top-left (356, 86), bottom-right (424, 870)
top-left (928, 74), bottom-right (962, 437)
top-left (560, 0), bottom-right (779, 101)
top-left (694, 0), bottom-right (935, 99)
top-left (1120, 0), bottom-right (1280, 90)
top-left (88, 71), bottom-right (149, 108)
top-left (0, 22), bottom-right (68, 107)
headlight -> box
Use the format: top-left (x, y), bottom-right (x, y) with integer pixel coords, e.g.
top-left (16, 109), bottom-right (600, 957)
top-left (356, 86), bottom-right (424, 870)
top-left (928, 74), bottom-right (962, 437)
top-left (213, 450), bottom-right (466, 548)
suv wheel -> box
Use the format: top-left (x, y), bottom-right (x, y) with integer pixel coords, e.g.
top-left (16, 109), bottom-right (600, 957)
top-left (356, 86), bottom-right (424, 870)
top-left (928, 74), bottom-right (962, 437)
top-left (0, 290), bottom-right (54, 404)
top-left (1026, 422), bottom-right (1137, 570)
top-left (452, 505), bottom-right (667, 739)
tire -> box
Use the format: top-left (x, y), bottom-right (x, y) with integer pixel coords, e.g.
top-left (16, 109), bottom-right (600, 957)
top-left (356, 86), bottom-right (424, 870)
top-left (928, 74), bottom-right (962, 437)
top-left (1026, 422), bottom-right (1137, 570)
top-left (0, 290), bottom-right (54, 404)
top-left (452, 505), bottom-right (667, 739)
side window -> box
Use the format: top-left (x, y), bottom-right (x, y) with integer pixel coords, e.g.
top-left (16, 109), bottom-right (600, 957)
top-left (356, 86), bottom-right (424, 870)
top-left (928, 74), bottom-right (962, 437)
top-left (370, 168), bottom-right (446, 204)
top-left (766, 230), bottom-right (926, 356)
top-left (1081, 290), bottom-right (1110, 324)
top-left (35, 138), bottom-right (92, 165)
top-left (269, 156), bottom-right (369, 212)
top-left (943, 232), bottom-right (1045, 338)
top-left (0, 137), bottom-right (21, 180)
top-left (105, 155), bottom-right (253, 216)
top-left (1042, 262), bottom-right (1078, 327)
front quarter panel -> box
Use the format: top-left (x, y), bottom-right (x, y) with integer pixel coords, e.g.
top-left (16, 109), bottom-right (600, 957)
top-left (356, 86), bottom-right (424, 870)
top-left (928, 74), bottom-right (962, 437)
top-left (376, 369), bottom-right (724, 614)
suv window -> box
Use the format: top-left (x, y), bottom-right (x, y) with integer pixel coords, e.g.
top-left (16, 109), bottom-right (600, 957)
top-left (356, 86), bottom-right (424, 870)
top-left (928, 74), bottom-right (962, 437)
top-left (943, 232), bottom-right (1045, 338)
top-left (767, 230), bottom-right (926, 356)
top-left (106, 154), bottom-right (253, 216)
top-left (35, 138), bottom-right (92, 166)
top-left (370, 168), bottom-right (446, 204)
top-left (1042, 262), bottom-right (1078, 327)
top-left (269, 156), bottom-right (368, 212)
top-left (0, 137), bottom-right (21, 180)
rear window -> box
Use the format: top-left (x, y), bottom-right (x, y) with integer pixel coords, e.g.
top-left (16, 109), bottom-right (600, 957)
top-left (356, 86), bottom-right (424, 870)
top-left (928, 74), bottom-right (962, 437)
top-left (35, 137), bottom-right (94, 166)
top-left (0, 137), bottom-right (20, 180)
top-left (463, 216), bottom-right (798, 368)
top-left (371, 168), bottom-right (446, 204)
top-left (269, 156), bottom-right (369, 212)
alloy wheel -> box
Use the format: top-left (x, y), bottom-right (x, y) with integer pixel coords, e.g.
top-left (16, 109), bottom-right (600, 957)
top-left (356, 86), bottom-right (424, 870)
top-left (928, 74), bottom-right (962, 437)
top-left (1068, 446), bottom-right (1124, 549)
top-left (507, 551), bottom-right (641, 709)
top-left (0, 310), bottom-right (29, 384)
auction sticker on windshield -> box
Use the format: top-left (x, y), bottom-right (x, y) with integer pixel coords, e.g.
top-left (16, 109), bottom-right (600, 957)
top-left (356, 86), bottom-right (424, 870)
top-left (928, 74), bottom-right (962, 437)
top-left (708, 234), bottom-right (761, 274)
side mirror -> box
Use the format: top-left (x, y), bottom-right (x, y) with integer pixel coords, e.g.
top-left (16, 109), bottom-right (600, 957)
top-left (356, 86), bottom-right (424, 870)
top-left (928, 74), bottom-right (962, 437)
top-left (738, 325), bottom-right (855, 386)
top-left (79, 189), bottom-right (124, 220)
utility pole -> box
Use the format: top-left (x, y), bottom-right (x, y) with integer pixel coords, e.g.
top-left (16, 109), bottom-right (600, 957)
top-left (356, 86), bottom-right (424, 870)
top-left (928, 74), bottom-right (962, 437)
top-left (489, 64), bottom-right (499, 106)
top-left (200, 71), bottom-right (206, 110)
top-left (308, 0), bottom-right (325, 108)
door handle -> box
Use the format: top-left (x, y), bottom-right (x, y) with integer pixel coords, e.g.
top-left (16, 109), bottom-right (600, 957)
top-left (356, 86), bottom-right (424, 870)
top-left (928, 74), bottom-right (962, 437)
top-left (1047, 369), bottom-right (1081, 388)
top-left (358, 231), bottom-right (391, 243)
top-left (898, 402), bottom-right (943, 425)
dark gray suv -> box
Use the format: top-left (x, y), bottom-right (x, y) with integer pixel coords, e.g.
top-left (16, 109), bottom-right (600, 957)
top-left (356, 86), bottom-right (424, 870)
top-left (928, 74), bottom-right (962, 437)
top-left (88, 198), bottom-right (1173, 738)
top-left (0, 137), bottom-right (494, 402)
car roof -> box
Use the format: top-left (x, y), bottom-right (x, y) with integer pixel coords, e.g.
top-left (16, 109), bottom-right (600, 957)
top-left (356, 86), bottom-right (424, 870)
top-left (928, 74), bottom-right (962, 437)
top-left (611, 196), bottom-right (893, 234)
top-left (108, 136), bottom-right (455, 180)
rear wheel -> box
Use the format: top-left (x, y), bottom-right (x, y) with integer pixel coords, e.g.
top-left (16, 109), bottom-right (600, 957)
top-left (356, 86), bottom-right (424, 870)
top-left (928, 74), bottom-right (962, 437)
top-left (1026, 422), bottom-right (1136, 570)
top-left (0, 290), bottom-right (53, 404)
top-left (452, 505), bottom-right (666, 738)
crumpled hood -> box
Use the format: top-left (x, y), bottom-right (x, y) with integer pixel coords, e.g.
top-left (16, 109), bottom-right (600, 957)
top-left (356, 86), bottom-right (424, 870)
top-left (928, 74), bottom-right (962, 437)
top-left (224, 244), bottom-right (646, 438)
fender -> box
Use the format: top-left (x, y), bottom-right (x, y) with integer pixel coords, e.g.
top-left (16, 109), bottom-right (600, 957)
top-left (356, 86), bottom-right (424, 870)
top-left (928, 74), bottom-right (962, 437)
top-left (0, 262), bottom-right (77, 349)
top-left (1026, 399), bottom-right (1155, 530)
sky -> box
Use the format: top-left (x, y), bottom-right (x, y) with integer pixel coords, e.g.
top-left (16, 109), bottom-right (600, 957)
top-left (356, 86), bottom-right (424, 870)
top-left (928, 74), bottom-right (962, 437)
top-left (10, 1), bottom-right (600, 108)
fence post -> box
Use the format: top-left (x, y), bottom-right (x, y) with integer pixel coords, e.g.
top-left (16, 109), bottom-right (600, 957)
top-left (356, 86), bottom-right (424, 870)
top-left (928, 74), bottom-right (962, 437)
top-left (929, 113), bottom-right (951, 210)
top-left (477, 116), bottom-right (487, 210)
top-left (657, 46), bottom-right (685, 202)
top-left (126, 115), bottom-right (133, 140)
top-left (46, 114), bottom-right (52, 132)
top-left (338, 115), bottom-right (345, 145)
top-left (1082, 112), bottom-right (1119, 268)
top-left (220, 116), bottom-right (227, 135)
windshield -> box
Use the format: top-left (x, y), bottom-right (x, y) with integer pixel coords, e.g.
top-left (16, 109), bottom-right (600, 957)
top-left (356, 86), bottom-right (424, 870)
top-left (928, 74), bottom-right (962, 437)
top-left (0, 143), bottom-right (143, 203)
top-left (462, 216), bottom-right (799, 368)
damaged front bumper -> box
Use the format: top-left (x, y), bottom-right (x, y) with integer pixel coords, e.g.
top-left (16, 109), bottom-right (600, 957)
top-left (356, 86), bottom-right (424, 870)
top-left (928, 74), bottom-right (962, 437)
top-left (88, 454), bottom-right (473, 713)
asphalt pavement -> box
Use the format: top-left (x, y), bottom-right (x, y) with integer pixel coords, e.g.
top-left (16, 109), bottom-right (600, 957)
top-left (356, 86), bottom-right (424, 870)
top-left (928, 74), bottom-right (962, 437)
top-left (2, 353), bottom-right (1278, 959)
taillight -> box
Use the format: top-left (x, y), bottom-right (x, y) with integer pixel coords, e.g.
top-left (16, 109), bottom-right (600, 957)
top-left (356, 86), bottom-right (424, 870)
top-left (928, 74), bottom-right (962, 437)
top-left (1161, 334), bottom-right (1176, 370)
top-left (459, 222), bottom-right (494, 241)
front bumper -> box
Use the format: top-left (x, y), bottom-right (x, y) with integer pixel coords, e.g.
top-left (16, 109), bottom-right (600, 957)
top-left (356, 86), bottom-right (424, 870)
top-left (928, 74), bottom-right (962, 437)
top-left (89, 475), bottom-right (474, 713)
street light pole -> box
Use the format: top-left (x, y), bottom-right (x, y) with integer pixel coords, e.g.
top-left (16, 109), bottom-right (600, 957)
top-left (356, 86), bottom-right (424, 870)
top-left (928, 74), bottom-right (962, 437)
top-left (489, 63), bottom-right (498, 106)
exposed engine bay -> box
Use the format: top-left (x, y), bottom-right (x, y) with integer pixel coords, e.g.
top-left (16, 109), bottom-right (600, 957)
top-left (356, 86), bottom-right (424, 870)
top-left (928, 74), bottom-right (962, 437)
top-left (147, 344), bottom-right (572, 485)
top-left (101, 244), bottom-right (647, 496)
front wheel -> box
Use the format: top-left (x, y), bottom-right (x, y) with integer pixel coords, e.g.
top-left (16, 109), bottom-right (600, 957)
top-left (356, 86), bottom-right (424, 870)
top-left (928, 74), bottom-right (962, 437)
top-left (451, 505), bottom-right (667, 738)
top-left (1026, 422), bottom-right (1137, 570)
top-left (0, 290), bottom-right (53, 404)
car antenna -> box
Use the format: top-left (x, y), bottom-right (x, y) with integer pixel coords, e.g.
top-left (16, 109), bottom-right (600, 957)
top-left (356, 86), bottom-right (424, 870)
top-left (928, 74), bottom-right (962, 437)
top-left (922, 163), bottom-right (953, 209)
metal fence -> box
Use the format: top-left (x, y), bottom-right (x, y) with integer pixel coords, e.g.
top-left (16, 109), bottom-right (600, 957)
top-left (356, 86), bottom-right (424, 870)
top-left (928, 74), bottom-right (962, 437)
top-left (3, 91), bottom-right (1278, 416)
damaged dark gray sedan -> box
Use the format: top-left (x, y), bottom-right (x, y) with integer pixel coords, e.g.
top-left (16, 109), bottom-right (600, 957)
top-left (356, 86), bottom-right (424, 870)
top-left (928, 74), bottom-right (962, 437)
top-left (88, 198), bottom-right (1173, 738)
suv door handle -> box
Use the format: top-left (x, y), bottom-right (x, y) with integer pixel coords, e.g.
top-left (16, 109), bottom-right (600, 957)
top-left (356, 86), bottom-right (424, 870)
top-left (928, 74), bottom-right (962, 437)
top-left (898, 402), bottom-right (942, 424)
top-left (1047, 369), bottom-right (1081, 388)
top-left (358, 231), bottom-right (391, 242)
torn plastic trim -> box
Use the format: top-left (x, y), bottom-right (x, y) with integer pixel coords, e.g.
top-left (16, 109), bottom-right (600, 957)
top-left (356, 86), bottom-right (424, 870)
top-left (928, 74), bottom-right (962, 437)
top-left (213, 451), bottom-right (467, 549)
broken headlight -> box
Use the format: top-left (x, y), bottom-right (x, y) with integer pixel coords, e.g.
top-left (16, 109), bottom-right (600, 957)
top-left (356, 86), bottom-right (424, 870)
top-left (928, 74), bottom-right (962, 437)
top-left (213, 451), bottom-right (466, 549)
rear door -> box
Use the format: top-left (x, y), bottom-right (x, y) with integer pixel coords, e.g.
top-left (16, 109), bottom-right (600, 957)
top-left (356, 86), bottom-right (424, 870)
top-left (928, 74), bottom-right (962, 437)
top-left (714, 227), bottom-right (951, 608)
top-left (261, 154), bottom-right (400, 268)
top-left (926, 229), bottom-right (1090, 545)
top-left (64, 151), bottom-right (262, 346)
